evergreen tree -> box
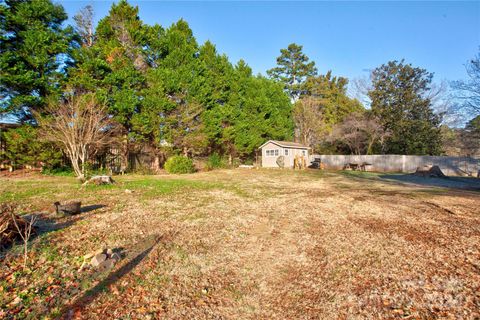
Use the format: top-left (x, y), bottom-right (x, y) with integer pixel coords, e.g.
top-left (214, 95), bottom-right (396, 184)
top-left (368, 60), bottom-right (442, 155)
top-left (200, 43), bottom-right (237, 159)
top-left (0, 0), bottom-right (76, 121)
top-left (139, 20), bottom-right (208, 156)
top-left (95, 0), bottom-right (150, 129)
top-left (0, 125), bottom-right (62, 168)
top-left (304, 71), bottom-right (364, 127)
top-left (234, 74), bottom-right (293, 157)
top-left (267, 43), bottom-right (317, 102)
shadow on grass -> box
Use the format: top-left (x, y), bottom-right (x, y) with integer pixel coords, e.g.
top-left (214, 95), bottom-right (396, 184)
top-left (80, 204), bottom-right (106, 213)
top-left (61, 235), bottom-right (162, 319)
top-left (35, 204), bottom-right (107, 234)
top-left (337, 170), bottom-right (480, 192)
top-left (379, 174), bottom-right (480, 192)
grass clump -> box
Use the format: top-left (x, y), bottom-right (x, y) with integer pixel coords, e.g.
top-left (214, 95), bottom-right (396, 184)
top-left (41, 166), bottom-right (74, 177)
top-left (164, 156), bottom-right (195, 174)
top-left (206, 153), bottom-right (227, 170)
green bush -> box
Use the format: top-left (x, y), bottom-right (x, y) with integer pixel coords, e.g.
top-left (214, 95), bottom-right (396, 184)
top-left (41, 166), bottom-right (74, 176)
top-left (1, 125), bottom-right (63, 169)
top-left (206, 153), bottom-right (226, 170)
top-left (243, 158), bottom-right (254, 165)
top-left (164, 156), bottom-right (195, 174)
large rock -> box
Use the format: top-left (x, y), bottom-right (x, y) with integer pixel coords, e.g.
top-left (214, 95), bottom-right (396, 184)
top-left (111, 252), bottom-right (121, 261)
top-left (97, 258), bottom-right (115, 271)
top-left (90, 253), bottom-right (107, 267)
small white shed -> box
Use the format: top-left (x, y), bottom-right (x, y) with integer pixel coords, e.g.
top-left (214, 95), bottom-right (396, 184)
top-left (258, 140), bottom-right (310, 168)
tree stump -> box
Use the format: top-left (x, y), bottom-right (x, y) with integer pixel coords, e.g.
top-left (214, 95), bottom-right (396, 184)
top-left (53, 201), bottom-right (82, 215)
top-left (83, 175), bottom-right (115, 186)
top-left (414, 165), bottom-right (446, 178)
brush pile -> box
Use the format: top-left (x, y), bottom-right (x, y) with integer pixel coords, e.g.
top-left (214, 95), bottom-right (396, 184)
top-left (413, 165), bottom-right (446, 178)
top-left (0, 203), bottom-right (36, 248)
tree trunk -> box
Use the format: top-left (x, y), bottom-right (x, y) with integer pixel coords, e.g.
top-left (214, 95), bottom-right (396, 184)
top-left (120, 136), bottom-right (129, 175)
top-left (152, 155), bottom-right (160, 173)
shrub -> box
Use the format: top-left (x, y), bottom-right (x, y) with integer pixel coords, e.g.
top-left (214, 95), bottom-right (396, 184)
top-left (206, 153), bottom-right (226, 170)
top-left (1, 125), bottom-right (63, 169)
top-left (243, 158), bottom-right (254, 165)
top-left (41, 166), bottom-right (74, 176)
top-left (164, 156), bottom-right (195, 174)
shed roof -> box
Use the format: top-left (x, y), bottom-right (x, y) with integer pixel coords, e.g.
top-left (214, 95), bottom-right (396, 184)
top-left (258, 140), bottom-right (310, 149)
top-left (0, 122), bottom-right (20, 130)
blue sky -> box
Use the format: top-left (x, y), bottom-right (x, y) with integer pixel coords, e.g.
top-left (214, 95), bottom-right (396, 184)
top-left (60, 0), bottom-right (480, 84)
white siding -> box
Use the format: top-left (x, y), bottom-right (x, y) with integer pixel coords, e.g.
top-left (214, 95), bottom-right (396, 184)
top-left (260, 142), bottom-right (309, 168)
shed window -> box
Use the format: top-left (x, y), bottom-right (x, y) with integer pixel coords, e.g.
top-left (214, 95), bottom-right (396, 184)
top-left (284, 149), bottom-right (289, 156)
top-left (302, 150), bottom-right (306, 156)
top-left (265, 149), bottom-right (279, 157)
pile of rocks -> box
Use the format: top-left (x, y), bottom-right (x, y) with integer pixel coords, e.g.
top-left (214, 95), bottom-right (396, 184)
top-left (79, 247), bottom-right (121, 272)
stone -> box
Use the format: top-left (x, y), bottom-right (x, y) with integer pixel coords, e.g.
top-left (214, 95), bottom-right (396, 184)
top-left (111, 252), bottom-right (121, 261)
top-left (106, 248), bottom-right (113, 256)
top-left (90, 253), bottom-right (107, 267)
top-left (10, 296), bottom-right (22, 306)
top-left (83, 253), bottom-right (94, 260)
top-left (94, 248), bottom-right (106, 255)
top-left (97, 258), bottom-right (115, 271)
top-left (78, 260), bottom-right (88, 272)
top-left (125, 189), bottom-right (134, 194)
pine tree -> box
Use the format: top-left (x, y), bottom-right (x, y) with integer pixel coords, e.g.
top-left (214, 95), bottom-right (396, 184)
top-left (0, 0), bottom-right (76, 121)
top-left (267, 43), bottom-right (317, 102)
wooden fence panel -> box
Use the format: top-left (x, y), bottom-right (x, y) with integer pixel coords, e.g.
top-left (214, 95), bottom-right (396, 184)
top-left (313, 154), bottom-right (479, 176)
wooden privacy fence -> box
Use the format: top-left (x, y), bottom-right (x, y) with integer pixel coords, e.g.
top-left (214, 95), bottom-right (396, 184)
top-left (313, 154), bottom-right (479, 176)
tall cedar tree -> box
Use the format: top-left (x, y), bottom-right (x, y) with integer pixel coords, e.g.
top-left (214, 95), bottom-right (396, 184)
top-left (369, 60), bottom-right (442, 155)
top-left (267, 43), bottom-right (317, 102)
top-left (140, 20), bottom-right (208, 156)
top-left (0, 0), bottom-right (76, 121)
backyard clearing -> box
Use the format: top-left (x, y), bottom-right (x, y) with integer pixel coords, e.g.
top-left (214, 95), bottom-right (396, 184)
top-left (1, 169), bottom-right (479, 319)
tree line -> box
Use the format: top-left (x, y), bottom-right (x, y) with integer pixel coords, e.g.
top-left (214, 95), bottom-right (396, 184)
top-left (1, 0), bottom-right (479, 176)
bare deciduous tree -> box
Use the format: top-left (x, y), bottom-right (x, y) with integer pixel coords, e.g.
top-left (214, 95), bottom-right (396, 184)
top-left (329, 112), bottom-right (390, 155)
top-left (293, 96), bottom-right (326, 150)
top-left (11, 212), bottom-right (37, 269)
top-left (37, 94), bottom-right (119, 181)
top-left (349, 76), bottom-right (372, 107)
top-left (73, 5), bottom-right (95, 47)
top-left (452, 50), bottom-right (480, 115)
